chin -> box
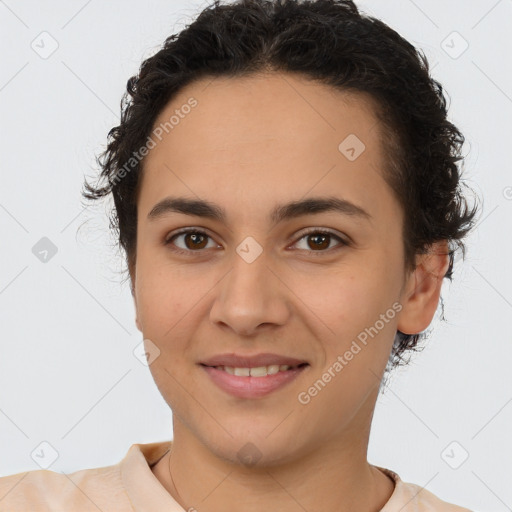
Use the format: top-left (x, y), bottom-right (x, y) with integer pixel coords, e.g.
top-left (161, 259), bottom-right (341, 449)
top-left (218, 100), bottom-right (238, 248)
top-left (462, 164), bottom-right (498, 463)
top-left (200, 429), bottom-right (305, 469)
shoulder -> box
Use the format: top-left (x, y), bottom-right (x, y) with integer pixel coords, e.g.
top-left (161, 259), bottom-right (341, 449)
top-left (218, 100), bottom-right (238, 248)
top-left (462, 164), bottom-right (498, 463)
top-left (0, 441), bottom-right (172, 512)
top-left (0, 463), bottom-right (127, 511)
top-left (377, 467), bottom-right (473, 512)
top-left (401, 481), bottom-right (473, 511)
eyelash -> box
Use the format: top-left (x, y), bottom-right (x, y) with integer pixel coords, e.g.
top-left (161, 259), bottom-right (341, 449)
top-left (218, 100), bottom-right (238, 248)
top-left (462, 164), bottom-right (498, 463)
top-left (164, 227), bottom-right (349, 257)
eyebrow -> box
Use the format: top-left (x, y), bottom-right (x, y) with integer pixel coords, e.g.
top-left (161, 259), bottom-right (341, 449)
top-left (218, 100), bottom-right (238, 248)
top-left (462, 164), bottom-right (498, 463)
top-left (147, 195), bottom-right (372, 225)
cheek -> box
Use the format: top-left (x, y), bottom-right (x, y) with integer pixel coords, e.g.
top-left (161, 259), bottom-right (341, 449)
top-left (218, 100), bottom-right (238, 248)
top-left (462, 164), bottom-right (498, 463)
top-left (296, 277), bottom-right (399, 427)
top-left (135, 241), bottom-right (199, 318)
top-left (134, 258), bottom-right (222, 364)
top-left (302, 268), bottom-right (395, 334)
top-left (135, 260), bottom-right (188, 341)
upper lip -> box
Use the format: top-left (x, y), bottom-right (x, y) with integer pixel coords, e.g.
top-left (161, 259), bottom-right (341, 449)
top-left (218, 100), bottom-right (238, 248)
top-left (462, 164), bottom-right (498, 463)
top-left (200, 353), bottom-right (309, 368)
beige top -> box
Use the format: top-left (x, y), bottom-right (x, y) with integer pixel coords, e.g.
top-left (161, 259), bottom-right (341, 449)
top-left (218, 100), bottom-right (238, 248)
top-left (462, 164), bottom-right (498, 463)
top-left (0, 441), bottom-right (472, 511)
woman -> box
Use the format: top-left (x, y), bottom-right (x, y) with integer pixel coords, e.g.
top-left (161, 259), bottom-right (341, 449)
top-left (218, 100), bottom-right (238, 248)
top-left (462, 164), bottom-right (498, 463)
top-left (0, 0), bottom-right (478, 510)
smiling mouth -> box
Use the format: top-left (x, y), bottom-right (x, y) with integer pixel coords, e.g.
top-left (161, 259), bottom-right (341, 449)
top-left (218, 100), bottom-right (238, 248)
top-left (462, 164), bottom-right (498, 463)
top-left (200, 362), bottom-right (310, 398)
top-left (200, 362), bottom-right (309, 377)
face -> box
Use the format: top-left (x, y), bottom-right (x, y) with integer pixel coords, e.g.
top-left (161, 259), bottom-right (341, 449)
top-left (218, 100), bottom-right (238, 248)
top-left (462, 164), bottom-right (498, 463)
top-left (131, 72), bottom-right (441, 466)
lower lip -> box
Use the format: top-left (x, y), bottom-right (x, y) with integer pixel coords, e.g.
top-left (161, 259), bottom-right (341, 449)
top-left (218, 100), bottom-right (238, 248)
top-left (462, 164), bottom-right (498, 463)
top-left (201, 364), bottom-right (308, 399)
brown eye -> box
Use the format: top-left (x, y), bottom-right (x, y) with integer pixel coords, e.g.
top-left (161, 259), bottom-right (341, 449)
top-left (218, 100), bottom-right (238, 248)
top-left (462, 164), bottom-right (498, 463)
top-left (165, 229), bottom-right (217, 254)
top-left (164, 227), bottom-right (348, 257)
top-left (306, 233), bottom-right (331, 250)
top-left (293, 229), bottom-right (347, 254)
top-left (182, 232), bottom-right (209, 250)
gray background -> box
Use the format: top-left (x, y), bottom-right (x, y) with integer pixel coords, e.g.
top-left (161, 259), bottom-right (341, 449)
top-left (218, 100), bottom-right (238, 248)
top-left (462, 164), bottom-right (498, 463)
top-left (1, 1), bottom-right (511, 510)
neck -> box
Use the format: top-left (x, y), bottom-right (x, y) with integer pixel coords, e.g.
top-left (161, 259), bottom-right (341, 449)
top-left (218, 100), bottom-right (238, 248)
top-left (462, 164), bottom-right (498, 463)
top-left (151, 391), bottom-right (395, 512)
top-left (155, 439), bottom-right (394, 512)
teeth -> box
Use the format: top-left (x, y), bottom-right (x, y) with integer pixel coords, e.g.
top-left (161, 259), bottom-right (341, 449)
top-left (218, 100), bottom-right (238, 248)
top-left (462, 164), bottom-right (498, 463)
top-left (267, 365), bottom-right (280, 375)
top-left (233, 367), bottom-right (250, 377)
top-left (217, 364), bottom-right (297, 377)
top-left (248, 366), bottom-right (267, 377)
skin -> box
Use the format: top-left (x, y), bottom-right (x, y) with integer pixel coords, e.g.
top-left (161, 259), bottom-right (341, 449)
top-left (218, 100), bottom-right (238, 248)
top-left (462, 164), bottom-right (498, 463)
top-left (130, 72), bottom-right (449, 512)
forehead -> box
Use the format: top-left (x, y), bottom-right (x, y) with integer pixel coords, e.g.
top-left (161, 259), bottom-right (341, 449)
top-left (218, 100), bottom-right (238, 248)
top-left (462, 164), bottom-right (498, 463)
top-left (147, 72), bottom-right (383, 161)
top-left (137, 72), bottom-right (397, 225)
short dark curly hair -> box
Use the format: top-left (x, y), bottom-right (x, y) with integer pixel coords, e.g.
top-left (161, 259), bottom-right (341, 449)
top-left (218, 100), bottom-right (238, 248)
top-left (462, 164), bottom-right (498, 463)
top-left (82, 0), bottom-right (479, 373)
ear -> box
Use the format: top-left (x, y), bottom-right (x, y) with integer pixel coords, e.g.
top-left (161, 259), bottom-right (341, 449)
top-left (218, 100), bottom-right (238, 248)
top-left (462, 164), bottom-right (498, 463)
top-left (396, 240), bottom-right (450, 335)
top-left (134, 297), bottom-right (142, 333)
top-left (129, 264), bottom-right (143, 333)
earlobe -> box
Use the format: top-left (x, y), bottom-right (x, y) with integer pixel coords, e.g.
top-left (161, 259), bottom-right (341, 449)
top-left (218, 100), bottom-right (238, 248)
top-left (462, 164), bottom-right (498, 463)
top-left (131, 283), bottom-right (143, 333)
top-left (396, 240), bottom-right (450, 335)
top-left (134, 294), bottom-right (143, 332)
top-left (133, 294), bottom-right (142, 333)
top-left (129, 266), bottom-right (142, 332)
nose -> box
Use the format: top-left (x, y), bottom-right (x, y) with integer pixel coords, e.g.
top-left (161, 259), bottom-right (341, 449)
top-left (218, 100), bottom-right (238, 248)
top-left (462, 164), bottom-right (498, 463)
top-left (209, 250), bottom-right (290, 337)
